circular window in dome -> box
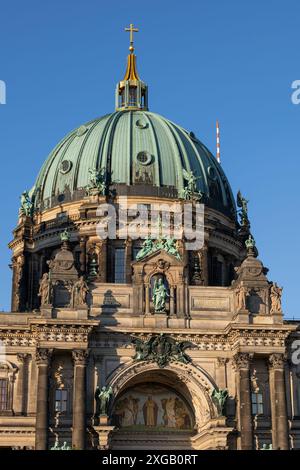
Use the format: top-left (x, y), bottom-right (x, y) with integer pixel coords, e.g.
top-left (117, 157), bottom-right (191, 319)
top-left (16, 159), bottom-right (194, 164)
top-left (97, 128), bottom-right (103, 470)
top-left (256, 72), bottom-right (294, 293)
top-left (59, 160), bottom-right (73, 174)
top-left (76, 125), bottom-right (88, 137)
top-left (136, 119), bottom-right (148, 129)
top-left (136, 151), bottom-right (152, 165)
top-left (208, 166), bottom-right (217, 180)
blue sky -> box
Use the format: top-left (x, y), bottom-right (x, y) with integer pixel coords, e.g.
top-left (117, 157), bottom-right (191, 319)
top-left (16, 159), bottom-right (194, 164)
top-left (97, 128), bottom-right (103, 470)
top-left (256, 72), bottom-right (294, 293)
top-left (0, 0), bottom-right (299, 317)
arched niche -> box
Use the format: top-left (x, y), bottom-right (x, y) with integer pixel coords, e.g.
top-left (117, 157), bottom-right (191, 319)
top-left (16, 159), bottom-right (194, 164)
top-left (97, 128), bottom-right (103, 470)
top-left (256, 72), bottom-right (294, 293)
top-left (131, 250), bottom-right (188, 317)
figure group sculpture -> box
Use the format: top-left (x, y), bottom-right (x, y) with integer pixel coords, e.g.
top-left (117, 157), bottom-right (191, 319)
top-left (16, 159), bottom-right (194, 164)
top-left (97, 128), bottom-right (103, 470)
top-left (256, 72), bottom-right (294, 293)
top-left (136, 236), bottom-right (181, 261)
top-left (20, 190), bottom-right (34, 218)
top-left (87, 167), bottom-right (107, 196)
top-left (181, 169), bottom-right (203, 201)
top-left (38, 273), bottom-right (89, 308)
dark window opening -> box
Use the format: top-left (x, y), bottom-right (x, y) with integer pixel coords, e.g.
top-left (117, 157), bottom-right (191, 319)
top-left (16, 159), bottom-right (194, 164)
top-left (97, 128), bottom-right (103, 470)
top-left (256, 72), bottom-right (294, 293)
top-left (55, 389), bottom-right (68, 413)
top-left (0, 379), bottom-right (9, 411)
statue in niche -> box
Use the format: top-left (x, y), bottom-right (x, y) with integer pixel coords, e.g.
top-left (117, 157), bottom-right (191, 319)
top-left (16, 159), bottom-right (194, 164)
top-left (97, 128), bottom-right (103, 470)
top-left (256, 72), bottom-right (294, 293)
top-left (38, 273), bottom-right (51, 306)
top-left (72, 276), bottom-right (89, 306)
top-left (270, 282), bottom-right (283, 313)
top-left (235, 284), bottom-right (248, 311)
top-left (152, 278), bottom-right (169, 312)
top-left (94, 385), bottom-right (113, 416)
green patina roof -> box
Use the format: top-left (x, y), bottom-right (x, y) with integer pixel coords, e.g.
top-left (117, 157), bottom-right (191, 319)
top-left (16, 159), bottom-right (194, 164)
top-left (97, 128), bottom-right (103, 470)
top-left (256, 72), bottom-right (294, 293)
top-left (33, 110), bottom-right (236, 217)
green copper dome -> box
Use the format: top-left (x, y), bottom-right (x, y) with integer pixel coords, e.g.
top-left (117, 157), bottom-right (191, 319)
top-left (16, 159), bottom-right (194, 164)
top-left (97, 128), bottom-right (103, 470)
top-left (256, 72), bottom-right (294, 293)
top-left (33, 110), bottom-right (236, 217)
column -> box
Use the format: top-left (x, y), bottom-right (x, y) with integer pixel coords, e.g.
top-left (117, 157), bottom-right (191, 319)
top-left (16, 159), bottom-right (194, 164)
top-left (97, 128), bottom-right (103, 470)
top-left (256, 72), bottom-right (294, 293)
top-left (170, 287), bottom-right (175, 316)
top-left (16, 353), bottom-right (30, 415)
top-left (125, 238), bottom-right (133, 283)
top-left (233, 353), bottom-right (253, 450)
top-left (216, 357), bottom-right (228, 390)
top-left (79, 236), bottom-right (87, 274)
top-left (145, 286), bottom-right (150, 314)
top-left (201, 242), bottom-right (209, 285)
top-left (268, 353), bottom-right (289, 450)
top-left (72, 349), bottom-right (89, 450)
top-left (35, 348), bottom-right (52, 450)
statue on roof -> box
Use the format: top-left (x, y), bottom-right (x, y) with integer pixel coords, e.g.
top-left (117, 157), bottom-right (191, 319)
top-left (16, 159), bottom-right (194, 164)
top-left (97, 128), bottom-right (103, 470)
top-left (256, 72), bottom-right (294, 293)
top-left (181, 169), bottom-right (203, 201)
top-left (20, 190), bottom-right (34, 218)
top-left (87, 167), bottom-right (107, 196)
top-left (237, 190), bottom-right (249, 226)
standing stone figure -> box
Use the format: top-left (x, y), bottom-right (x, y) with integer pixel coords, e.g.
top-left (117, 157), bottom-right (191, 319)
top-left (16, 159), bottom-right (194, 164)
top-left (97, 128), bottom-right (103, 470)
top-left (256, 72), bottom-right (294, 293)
top-left (211, 388), bottom-right (228, 416)
top-left (236, 285), bottom-right (248, 311)
top-left (95, 386), bottom-right (113, 416)
top-left (73, 276), bottom-right (89, 306)
top-left (152, 278), bottom-right (169, 312)
top-left (38, 273), bottom-right (50, 306)
top-left (270, 283), bottom-right (283, 313)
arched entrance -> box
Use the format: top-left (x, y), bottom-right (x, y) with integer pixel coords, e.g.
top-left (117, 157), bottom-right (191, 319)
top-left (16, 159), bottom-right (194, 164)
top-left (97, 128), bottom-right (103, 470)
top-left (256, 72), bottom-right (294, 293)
top-left (106, 361), bottom-right (233, 450)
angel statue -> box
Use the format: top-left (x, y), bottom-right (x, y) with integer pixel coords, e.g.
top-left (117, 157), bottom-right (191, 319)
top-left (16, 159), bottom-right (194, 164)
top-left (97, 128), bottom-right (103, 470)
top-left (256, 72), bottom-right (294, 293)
top-left (20, 190), bottom-right (34, 217)
top-left (152, 278), bottom-right (170, 312)
top-left (237, 190), bottom-right (249, 226)
top-left (181, 169), bottom-right (202, 201)
top-left (87, 167), bottom-right (107, 196)
top-left (211, 388), bottom-right (229, 416)
top-left (94, 385), bottom-right (113, 416)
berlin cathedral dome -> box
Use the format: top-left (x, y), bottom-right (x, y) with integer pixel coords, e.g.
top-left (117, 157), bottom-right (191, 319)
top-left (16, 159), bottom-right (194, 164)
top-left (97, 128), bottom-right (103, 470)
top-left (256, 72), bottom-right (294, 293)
top-left (33, 110), bottom-right (235, 217)
top-left (1, 25), bottom-right (299, 452)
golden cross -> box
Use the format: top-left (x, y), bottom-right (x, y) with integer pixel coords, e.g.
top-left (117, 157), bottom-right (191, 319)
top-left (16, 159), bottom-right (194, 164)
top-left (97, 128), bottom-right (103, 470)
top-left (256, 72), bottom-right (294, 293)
top-left (125, 23), bottom-right (139, 51)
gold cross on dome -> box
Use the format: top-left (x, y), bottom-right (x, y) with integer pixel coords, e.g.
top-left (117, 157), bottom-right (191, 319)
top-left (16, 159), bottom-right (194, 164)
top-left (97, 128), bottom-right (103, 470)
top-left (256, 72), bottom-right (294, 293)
top-left (125, 23), bottom-right (139, 52)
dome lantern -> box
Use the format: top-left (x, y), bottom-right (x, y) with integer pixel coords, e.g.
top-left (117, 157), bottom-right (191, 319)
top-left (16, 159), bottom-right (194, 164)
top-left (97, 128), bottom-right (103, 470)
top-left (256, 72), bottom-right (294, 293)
top-left (115, 24), bottom-right (148, 111)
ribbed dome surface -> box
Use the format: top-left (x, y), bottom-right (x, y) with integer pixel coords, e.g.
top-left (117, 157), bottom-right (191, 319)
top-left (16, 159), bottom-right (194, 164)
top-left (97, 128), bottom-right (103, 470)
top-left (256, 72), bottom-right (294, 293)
top-left (34, 110), bottom-right (236, 217)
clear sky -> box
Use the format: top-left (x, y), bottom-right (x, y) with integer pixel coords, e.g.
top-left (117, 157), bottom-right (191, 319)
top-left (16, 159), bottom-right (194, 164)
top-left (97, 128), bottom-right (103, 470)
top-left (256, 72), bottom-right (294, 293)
top-left (0, 0), bottom-right (299, 317)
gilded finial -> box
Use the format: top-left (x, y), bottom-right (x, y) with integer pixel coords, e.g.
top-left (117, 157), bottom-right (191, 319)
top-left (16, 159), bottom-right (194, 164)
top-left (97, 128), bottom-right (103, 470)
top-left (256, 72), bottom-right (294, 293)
top-left (125, 23), bottom-right (139, 53)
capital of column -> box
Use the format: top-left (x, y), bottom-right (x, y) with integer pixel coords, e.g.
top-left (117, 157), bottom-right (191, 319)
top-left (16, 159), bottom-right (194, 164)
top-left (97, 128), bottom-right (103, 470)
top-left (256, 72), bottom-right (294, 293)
top-left (232, 353), bottom-right (253, 371)
top-left (268, 353), bottom-right (286, 370)
top-left (17, 353), bottom-right (30, 364)
top-left (217, 357), bottom-right (229, 367)
top-left (72, 349), bottom-right (89, 366)
top-left (35, 348), bottom-right (52, 366)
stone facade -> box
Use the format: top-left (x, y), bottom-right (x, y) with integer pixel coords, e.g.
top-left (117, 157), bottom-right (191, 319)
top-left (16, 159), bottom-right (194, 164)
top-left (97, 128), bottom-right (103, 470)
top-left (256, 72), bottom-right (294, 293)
top-left (1, 195), bottom-right (300, 450)
top-left (1, 34), bottom-right (299, 450)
